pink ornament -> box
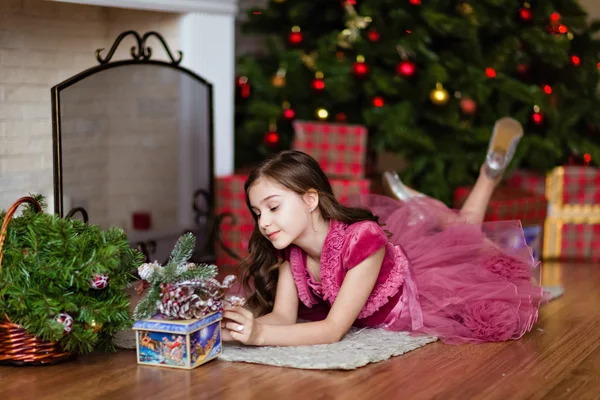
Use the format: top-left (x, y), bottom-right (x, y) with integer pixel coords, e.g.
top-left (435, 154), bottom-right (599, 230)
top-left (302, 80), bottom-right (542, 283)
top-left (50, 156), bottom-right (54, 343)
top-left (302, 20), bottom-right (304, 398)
top-left (89, 273), bottom-right (109, 290)
top-left (460, 97), bottom-right (477, 115)
top-left (55, 313), bottom-right (73, 334)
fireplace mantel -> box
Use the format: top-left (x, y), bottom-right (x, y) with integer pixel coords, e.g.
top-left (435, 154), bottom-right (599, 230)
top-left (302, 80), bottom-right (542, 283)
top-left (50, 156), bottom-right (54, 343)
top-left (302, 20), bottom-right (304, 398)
top-left (47, 0), bottom-right (238, 14)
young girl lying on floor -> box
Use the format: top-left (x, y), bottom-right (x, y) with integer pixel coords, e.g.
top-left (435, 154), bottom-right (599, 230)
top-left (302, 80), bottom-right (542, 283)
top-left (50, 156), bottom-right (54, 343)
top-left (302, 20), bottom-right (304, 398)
top-left (222, 118), bottom-right (546, 346)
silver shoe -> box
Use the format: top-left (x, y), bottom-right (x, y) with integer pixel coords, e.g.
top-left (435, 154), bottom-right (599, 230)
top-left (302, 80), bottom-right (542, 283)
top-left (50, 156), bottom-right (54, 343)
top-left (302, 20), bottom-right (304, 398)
top-left (484, 117), bottom-right (524, 179)
top-left (382, 171), bottom-right (423, 202)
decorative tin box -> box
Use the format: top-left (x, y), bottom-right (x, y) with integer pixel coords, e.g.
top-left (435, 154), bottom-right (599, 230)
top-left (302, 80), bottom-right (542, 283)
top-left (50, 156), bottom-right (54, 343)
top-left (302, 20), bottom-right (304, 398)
top-left (133, 311), bottom-right (222, 370)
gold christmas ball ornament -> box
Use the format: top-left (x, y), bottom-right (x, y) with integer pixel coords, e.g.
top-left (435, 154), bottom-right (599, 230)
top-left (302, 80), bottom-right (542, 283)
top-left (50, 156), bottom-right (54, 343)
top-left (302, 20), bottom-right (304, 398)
top-left (88, 319), bottom-right (103, 333)
top-left (272, 67), bottom-right (287, 88)
top-left (316, 108), bottom-right (329, 120)
top-left (430, 83), bottom-right (450, 106)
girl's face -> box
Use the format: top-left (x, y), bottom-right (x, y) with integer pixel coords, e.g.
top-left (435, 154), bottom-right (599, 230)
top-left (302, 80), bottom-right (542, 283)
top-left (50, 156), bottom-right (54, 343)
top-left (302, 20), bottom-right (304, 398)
top-left (247, 178), bottom-right (313, 250)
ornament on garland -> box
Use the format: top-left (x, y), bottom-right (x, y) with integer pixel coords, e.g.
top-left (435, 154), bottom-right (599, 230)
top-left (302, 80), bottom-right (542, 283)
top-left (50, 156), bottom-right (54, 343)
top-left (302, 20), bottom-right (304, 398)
top-left (55, 313), bottom-right (74, 334)
top-left (87, 319), bottom-right (103, 333)
top-left (316, 108), bottom-right (329, 120)
top-left (272, 66), bottom-right (286, 88)
top-left (289, 26), bottom-right (303, 45)
top-left (353, 55), bottom-right (369, 78)
top-left (312, 71), bottom-right (325, 91)
top-left (89, 273), bottom-right (109, 290)
top-left (133, 233), bottom-right (244, 321)
top-left (430, 83), bottom-right (450, 106)
top-left (338, 0), bottom-right (372, 48)
top-left (282, 101), bottom-right (295, 120)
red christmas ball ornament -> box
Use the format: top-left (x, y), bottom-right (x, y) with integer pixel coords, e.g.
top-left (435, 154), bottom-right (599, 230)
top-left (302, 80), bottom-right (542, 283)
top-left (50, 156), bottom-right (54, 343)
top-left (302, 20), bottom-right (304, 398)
top-left (396, 60), bottom-right (416, 77)
top-left (89, 273), bottom-right (109, 290)
top-left (312, 72), bottom-right (325, 91)
top-left (55, 313), bottom-right (74, 334)
top-left (409, 0), bottom-right (421, 5)
top-left (237, 76), bottom-right (250, 98)
top-left (532, 112), bottom-right (544, 125)
top-left (571, 55), bottom-right (581, 66)
top-left (516, 63), bottom-right (528, 75)
top-left (485, 67), bottom-right (496, 78)
top-left (460, 97), bottom-right (477, 115)
top-left (519, 7), bottom-right (532, 22)
top-left (368, 30), bottom-right (380, 42)
top-left (550, 12), bottom-right (560, 22)
top-left (352, 56), bottom-right (369, 78)
top-left (372, 96), bottom-right (384, 107)
top-left (288, 26), bottom-right (303, 45)
top-left (264, 130), bottom-right (279, 148)
top-left (283, 108), bottom-right (295, 120)
top-left (336, 112), bottom-right (347, 122)
top-left (543, 85), bottom-right (553, 95)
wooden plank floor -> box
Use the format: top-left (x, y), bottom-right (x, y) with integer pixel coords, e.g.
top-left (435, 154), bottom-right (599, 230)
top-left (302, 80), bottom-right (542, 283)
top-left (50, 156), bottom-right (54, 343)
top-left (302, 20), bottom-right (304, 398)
top-left (1, 262), bottom-right (599, 400)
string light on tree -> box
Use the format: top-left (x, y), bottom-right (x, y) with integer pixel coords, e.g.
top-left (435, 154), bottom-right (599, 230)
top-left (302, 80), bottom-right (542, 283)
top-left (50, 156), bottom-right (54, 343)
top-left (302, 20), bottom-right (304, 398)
top-left (353, 55), bottom-right (369, 78)
top-left (289, 26), bottom-right (303, 45)
top-left (312, 71), bottom-right (325, 91)
top-left (316, 107), bottom-right (329, 120)
top-left (430, 83), bottom-right (450, 106)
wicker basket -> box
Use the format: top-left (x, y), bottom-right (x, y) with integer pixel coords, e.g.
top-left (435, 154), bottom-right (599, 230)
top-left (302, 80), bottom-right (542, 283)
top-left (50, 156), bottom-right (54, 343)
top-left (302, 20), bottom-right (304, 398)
top-left (0, 196), bottom-right (72, 365)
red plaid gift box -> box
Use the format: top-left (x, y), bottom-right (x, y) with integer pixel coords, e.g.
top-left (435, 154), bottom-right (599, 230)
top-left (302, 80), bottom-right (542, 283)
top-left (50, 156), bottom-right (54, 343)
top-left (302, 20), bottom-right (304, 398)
top-left (453, 186), bottom-right (548, 226)
top-left (214, 175), bottom-right (370, 267)
top-left (215, 175), bottom-right (254, 268)
top-left (506, 169), bottom-right (546, 198)
top-left (543, 166), bottom-right (600, 261)
top-left (292, 120), bottom-right (367, 179)
top-left (546, 166), bottom-right (600, 207)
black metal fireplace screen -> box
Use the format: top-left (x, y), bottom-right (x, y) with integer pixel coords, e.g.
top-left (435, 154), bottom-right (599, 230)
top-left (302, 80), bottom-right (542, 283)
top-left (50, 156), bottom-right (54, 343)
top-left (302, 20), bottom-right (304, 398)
top-left (52, 31), bottom-right (241, 266)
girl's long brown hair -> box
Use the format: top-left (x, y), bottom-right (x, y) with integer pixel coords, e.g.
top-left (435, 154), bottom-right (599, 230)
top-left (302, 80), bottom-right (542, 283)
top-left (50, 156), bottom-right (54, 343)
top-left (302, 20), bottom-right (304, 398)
top-left (239, 150), bottom-right (380, 316)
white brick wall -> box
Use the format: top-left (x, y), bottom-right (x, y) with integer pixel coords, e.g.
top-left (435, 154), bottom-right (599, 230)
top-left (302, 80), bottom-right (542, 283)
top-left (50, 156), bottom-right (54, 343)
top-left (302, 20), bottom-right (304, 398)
top-left (0, 0), bottom-right (181, 216)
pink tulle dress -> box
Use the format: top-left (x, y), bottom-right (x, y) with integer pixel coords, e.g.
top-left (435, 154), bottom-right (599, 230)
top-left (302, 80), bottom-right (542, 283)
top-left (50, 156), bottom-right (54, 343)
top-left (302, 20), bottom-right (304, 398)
top-left (291, 194), bottom-right (547, 344)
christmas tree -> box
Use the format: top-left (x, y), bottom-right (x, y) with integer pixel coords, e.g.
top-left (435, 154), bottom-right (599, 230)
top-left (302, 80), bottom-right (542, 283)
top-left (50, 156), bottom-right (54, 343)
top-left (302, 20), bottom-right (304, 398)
top-left (0, 196), bottom-right (144, 355)
top-left (235, 0), bottom-right (600, 203)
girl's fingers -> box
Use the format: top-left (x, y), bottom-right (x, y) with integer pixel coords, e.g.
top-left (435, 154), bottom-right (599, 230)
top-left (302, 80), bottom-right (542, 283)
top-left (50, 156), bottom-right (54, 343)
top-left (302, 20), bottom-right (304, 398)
top-left (223, 311), bottom-right (246, 325)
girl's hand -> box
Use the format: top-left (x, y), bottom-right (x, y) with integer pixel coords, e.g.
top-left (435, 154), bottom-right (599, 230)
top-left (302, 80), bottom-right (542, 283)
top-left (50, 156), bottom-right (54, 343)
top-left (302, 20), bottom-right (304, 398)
top-left (222, 306), bottom-right (264, 346)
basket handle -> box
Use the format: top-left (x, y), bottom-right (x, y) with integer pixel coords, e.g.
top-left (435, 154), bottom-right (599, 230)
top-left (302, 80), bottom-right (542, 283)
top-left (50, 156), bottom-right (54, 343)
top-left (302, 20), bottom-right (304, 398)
top-left (0, 196), bottom-right (43, 271)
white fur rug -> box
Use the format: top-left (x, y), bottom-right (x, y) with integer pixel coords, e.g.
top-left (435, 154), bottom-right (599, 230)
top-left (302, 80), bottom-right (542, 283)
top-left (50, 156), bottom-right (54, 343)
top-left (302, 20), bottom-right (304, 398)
top-left (115, 286), bottom-right (564, 370)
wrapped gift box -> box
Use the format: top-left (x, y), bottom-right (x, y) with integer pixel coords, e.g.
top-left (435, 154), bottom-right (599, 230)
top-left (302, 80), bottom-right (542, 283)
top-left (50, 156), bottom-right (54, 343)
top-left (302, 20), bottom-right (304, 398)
top-left (453, 186), bottom-right (548, 226)
top-left (506, 169), bottom-right (547, 198)
top-left (292, 120), bottom-right (368, 179)
top-left (542, 166), bottom-right (600, 262)
top-left (215, 175), bottom-right (371, 266)
top-left (132, 312), bottom-right (222, 370)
